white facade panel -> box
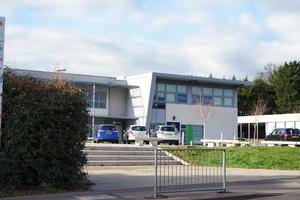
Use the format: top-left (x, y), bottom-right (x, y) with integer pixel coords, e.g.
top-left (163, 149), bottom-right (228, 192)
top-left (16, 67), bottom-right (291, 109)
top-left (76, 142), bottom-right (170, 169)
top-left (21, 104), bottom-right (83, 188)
top-left (109, 88), bottom-right (127, 117)
top-left (275, 122), bottom-right (285, 128)
top-left (266, 122), bottom-right (276, 135)
top-left (238, 113), bottom-right (300, 124)
top-left (126, 73), bottom-right (154, 126)
top-left (166, 103), bottom-right (237, 139)
top-left (286, 121), bottom-right (295, 128)
top-left (296, 122), bottom-right (300, 129)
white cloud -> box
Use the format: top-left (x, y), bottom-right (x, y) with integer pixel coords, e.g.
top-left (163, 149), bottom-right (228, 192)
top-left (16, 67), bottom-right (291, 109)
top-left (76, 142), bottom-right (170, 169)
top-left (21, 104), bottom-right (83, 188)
top-left (1, 0), bottom-right (300, 79)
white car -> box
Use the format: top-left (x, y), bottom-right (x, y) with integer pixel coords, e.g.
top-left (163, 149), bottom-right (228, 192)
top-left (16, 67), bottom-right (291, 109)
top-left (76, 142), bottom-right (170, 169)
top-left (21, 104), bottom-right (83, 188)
top-left (155, 125), bottom-right (179, 145)
top-left (124, 125), bottom-right (148, 143)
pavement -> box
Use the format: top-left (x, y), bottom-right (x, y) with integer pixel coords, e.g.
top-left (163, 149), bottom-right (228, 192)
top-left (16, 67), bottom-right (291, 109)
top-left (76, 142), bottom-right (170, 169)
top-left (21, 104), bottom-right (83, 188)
top-left (2, 166), bottom-right (300, 200)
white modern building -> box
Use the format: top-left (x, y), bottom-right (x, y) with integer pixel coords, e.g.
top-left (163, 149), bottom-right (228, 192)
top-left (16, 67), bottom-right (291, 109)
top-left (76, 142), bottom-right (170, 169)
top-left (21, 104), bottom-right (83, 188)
top-left (15, 69), bottom-right (250, 144)
top-left (238, 113), bottom-right (300, 139)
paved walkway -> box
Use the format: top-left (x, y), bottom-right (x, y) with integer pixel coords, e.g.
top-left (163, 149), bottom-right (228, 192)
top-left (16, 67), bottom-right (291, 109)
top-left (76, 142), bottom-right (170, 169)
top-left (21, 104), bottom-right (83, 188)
top-left (2, 167), bottom-right (300, 200)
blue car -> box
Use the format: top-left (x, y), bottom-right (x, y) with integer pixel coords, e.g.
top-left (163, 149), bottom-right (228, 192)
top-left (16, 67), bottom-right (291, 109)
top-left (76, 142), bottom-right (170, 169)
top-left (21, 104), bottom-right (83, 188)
top-left (93, 124), bottom-right (119, 143)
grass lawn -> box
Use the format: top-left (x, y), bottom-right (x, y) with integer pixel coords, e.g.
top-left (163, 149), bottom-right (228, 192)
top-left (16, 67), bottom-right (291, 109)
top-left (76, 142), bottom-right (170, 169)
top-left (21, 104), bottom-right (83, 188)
top-left (170, 146), bottom-right (300, 170)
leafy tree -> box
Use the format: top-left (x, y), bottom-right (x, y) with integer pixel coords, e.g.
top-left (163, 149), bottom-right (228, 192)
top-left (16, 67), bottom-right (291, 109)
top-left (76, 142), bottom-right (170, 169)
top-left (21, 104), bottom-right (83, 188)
top-left (269, 61), bottom-right (300, 113)
top-left (238, 76), bottom-right (276, 116)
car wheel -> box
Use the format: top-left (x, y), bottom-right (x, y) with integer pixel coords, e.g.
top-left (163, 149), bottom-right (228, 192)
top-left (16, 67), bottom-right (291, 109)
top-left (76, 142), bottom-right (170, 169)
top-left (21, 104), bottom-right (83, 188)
top-left (174, 141), bottom-right (179, 145)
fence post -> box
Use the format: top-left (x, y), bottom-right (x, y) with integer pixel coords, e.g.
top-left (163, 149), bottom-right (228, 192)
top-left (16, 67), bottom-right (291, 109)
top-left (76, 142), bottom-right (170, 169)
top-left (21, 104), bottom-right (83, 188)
top-left (222, 149), bottom-right (226, 192)
top-left (154, 148), bottom-right (158, 198)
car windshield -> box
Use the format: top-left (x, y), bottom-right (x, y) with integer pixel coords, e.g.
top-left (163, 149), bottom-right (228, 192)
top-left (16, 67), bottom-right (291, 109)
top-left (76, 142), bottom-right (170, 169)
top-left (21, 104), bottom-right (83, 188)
top-left (292, 129), bottom-right (300, 134)
top-left (132, 126), bottom-right (146, 131)
top-left (99, 125), bottom-right (116, 131)
top-left (161, 126), bottom-right (176, 132)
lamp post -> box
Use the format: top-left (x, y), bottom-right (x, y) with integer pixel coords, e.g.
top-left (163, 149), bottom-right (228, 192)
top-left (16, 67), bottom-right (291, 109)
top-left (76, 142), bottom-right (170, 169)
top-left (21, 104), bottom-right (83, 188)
top-left (56, 68), bottom-right (66, 81)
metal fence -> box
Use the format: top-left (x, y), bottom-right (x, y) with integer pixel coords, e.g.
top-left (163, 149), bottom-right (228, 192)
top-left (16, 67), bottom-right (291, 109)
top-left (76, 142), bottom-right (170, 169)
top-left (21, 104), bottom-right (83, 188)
top-left (154, 148), bottom-right (226, 197)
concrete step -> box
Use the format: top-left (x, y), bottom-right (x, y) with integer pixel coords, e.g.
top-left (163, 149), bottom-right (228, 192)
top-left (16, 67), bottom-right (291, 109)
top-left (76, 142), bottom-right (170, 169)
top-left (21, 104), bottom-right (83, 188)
top-left (84, 145), bottom-right (154, 151)
top-left (87, 160), bottom-right (181, 166)
top-left (86, 155), bottom-right (173, 161)
top-left (83, 150), bottom-right (156, 156)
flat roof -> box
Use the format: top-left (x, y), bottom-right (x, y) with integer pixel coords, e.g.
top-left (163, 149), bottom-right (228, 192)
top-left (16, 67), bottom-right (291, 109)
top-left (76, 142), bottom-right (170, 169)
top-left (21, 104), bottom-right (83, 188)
top-left (13, 69), bottom-right (138, 89)
top-left (238, 113), bottom-right (300, 123)
top-left (153, 72), bottom-right (253, 87)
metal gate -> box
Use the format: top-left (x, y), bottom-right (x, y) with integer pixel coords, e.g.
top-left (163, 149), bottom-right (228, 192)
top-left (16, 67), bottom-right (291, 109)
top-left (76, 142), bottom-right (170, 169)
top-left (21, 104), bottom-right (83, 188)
top-left (154, 148), bottom-right (226, 197)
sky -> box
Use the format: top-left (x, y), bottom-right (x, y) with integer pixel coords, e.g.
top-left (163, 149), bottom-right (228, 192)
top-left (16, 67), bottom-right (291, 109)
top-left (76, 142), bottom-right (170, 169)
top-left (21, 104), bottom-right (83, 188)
top-left (1, 0), bottom-right (300, 79)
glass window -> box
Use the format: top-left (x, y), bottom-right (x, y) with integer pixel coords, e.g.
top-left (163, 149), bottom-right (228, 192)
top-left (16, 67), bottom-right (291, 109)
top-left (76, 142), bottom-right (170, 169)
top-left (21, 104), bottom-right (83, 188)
top-left (157, 92), bottom-right (165, 101)
top-left (157, 83), bottom-right (165, 92)
top-left (166, 93), bottom-right (175, 102)
top-left (161, 126), bottom-right (176, 132)
top-left (177, 94), bottom-right (187, 103)
top-left (224, 89), bottom-right (234, 97)
top-left (203, 88), bottom-right (213, 96)
top-left (95, 91), bottom-right (106, 108)
top-left (192, 86), bottom-right (201, 95)
top-left (213, 96), bottom-right (222, 106)
top-left (224, 97), bottom-right (233, 107)
top-left (152, 103), bottom-right (165, 109)
top-left (99, 125), bottom-right (116, 131)
top-left (166, 84), bottom-right (176, 92)
top-left (214, 88), bottom-right (223, 96)
top-left (192, 95), bottom-right (200, 104)
top-left (203, 96), bottom-right (213, 105)
top-left (131, 126), bottom-right (147, 131)
top-left (177, 85), bottom-right (187, 94)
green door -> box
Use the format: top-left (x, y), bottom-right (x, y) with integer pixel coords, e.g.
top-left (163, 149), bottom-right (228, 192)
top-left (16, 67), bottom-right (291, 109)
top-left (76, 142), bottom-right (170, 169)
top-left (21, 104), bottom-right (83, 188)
top-left (186, 125), bottom-right (193, 144)
top-left (185, 125), bottom-right (203, 145)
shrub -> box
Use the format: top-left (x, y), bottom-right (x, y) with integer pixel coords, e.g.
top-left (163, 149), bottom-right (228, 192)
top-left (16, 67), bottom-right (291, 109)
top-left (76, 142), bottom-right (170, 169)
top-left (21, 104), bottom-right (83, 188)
top-left (0, 69), bottom-right (89, 191)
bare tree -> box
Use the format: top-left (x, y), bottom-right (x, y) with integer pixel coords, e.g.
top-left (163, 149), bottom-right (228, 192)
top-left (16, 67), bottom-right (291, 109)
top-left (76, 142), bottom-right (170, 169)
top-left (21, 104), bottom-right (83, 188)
top-left (250, 99), bottom-right (268, 144)
top-left (196, 95), bottom-right (215, 145)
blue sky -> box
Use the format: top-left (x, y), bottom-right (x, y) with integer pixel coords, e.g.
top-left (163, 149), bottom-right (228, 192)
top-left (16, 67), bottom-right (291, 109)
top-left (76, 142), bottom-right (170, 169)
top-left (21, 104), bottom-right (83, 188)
top-left (1, 0), bottom-right (300, 79)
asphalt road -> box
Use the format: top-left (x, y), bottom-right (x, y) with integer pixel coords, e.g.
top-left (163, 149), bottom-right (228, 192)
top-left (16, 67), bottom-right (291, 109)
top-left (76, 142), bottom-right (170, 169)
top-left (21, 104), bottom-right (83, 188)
top-left (2, 167), bottom-right (300, 200)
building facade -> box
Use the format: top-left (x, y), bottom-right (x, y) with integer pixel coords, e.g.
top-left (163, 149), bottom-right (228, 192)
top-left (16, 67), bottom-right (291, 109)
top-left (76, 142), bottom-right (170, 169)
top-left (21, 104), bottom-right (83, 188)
top-left (16, 69), bottom-right (249, 143)
top-left (238, 113), bottom-right (300, 140)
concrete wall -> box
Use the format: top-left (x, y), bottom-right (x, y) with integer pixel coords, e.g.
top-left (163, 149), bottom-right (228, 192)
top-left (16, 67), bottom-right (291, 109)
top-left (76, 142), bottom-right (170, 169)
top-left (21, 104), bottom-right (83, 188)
top-left (109, 88), bottom-right (127, 117)
top-left (166, 103), bottom-right (238, 139)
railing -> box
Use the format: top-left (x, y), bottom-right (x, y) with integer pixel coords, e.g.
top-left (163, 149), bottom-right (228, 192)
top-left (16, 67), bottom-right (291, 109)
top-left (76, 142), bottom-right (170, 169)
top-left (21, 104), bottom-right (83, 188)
top-left (154, 148), bottom-right (226, 198)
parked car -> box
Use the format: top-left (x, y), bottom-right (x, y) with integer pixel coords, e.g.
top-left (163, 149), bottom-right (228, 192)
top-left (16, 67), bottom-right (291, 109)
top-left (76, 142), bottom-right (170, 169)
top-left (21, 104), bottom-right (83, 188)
top-left (123, 125), bottom-right (148, 144)
top-left (265, 128), bottom-right (300, 141)
top-left (154, 125), bottom-right (179, 145)
top-left (93, 124), bottom-right (119, 143)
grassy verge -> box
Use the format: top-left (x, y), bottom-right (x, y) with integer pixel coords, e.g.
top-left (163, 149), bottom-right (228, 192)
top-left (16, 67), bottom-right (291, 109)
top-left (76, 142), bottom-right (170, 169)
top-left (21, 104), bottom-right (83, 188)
top-left (170, 146), bottom-right (300, 170)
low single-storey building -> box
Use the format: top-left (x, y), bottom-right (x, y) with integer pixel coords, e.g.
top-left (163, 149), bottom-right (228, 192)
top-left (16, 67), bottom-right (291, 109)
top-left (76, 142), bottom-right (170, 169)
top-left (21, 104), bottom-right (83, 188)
top-left (238, 113), bottom-right (300, 139)
top-left (15, 69), bottom-right (250, 144)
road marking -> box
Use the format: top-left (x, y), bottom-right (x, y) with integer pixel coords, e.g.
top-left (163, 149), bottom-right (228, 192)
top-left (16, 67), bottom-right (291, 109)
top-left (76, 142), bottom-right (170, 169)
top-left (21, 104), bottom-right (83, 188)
top-left (76, 194), bottom-right (116, 200)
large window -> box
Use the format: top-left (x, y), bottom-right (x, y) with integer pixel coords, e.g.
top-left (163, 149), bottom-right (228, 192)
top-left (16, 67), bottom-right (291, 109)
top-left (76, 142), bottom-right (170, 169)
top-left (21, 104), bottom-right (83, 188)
top-left (213, 88), bottom-right (223, 106)
top-left (176, 85), bottom-right (187, 103)
top-left (192, 86), bottom-right (201, 104)
top-left (154, 83), bottom-right (187, 104)
top-left (85, 90), bottom-right (107, 109)
top-left (95, 91), bottom-right (107, 108)
top-left (224, 89), bottom-right (234, 107)
top-left (154, 82), bottom-right (235, 107)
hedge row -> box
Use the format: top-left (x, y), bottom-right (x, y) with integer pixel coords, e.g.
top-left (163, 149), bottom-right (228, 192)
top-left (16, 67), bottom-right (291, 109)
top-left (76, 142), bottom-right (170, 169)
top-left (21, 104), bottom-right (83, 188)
top-left (0, 69), bottom-right (89, 191)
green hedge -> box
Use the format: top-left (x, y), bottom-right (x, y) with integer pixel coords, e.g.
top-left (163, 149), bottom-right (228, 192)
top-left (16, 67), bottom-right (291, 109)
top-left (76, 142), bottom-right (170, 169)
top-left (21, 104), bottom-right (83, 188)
top-left (0, 69), bottom-right (89, 191)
